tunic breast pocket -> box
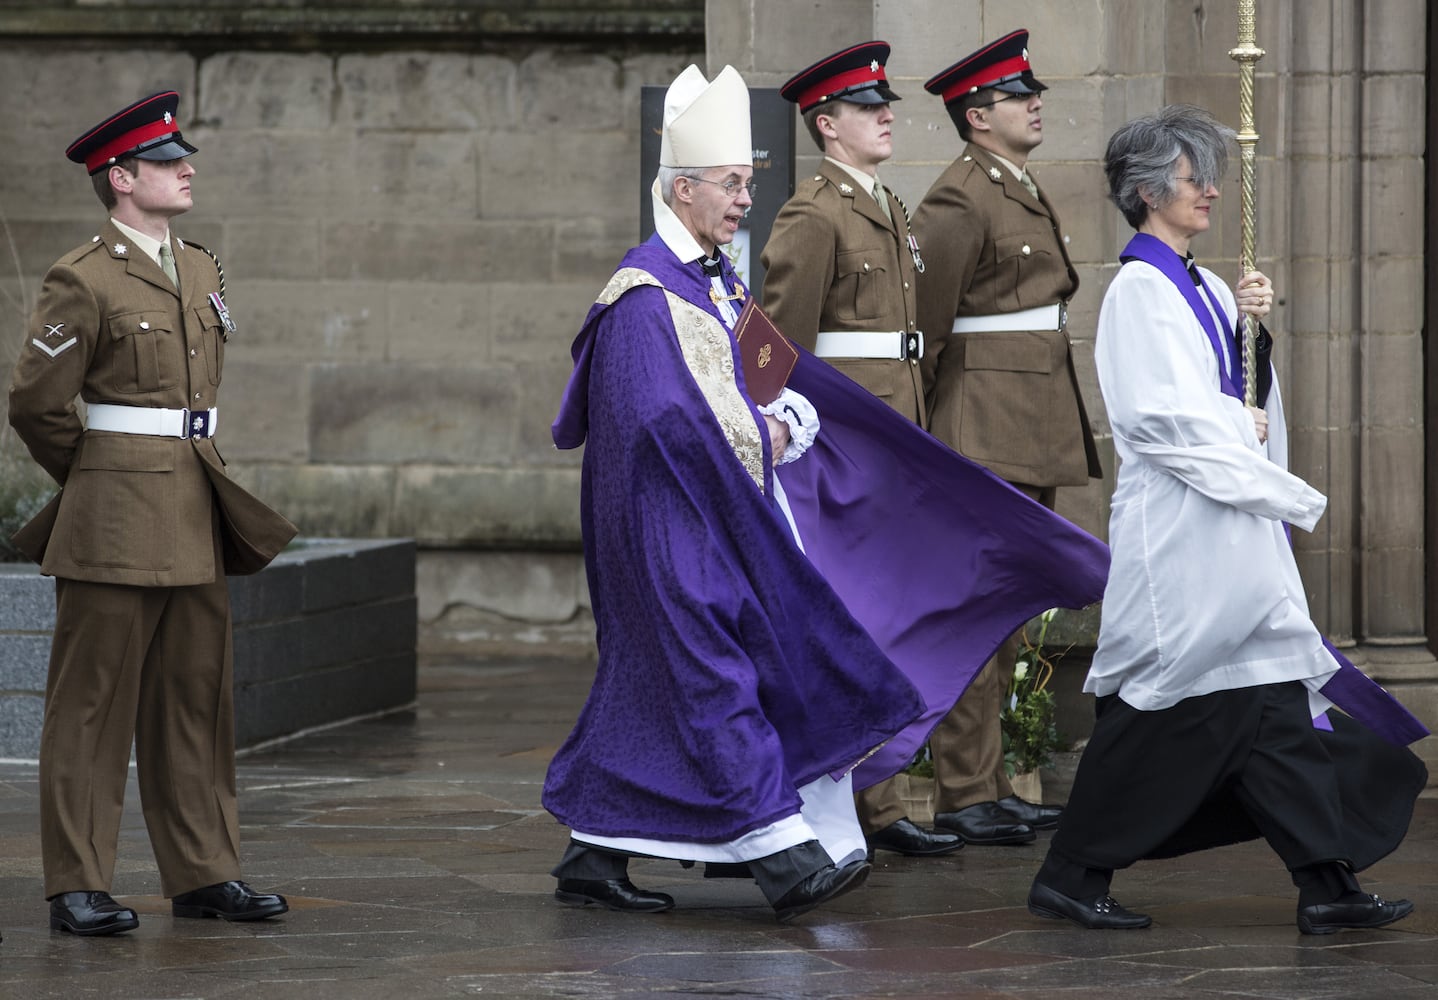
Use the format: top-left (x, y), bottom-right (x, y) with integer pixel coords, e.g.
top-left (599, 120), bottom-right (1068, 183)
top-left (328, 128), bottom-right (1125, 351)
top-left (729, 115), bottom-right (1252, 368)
top-left (993, 234), bottom-right (1054, 313)
top-left (194, 307), bottom-right (225, 385)
top-left (833, 248), bottom-right (889, 322)
top-left (106, 310), bottom-right (179, 393)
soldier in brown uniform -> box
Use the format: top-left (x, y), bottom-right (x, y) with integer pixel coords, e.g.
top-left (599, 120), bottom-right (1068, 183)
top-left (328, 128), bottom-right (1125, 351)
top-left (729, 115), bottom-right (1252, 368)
top-left (8, 92), bottom-right (296, 936)
top-left (912, 32), bottom-right (1103, 846)
top-left (761, 43), bottom-right (960, 860)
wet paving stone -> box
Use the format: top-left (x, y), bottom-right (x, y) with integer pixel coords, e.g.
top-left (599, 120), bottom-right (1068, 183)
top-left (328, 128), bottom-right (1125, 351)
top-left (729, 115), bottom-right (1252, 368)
top-left (0, 655), bottom-right (1433, 998)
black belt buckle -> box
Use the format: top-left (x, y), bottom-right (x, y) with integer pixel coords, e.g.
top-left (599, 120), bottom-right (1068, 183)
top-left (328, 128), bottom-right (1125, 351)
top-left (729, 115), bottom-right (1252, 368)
top-left (182, 408), bottom-right (211, 439)
top-left (901, 331), bottom-right (924, 361)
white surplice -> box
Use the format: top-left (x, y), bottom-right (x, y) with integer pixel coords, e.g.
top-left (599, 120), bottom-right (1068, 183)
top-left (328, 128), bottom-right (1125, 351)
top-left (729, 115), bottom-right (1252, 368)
top-left (1086, 260), bottom-right (1337, 712)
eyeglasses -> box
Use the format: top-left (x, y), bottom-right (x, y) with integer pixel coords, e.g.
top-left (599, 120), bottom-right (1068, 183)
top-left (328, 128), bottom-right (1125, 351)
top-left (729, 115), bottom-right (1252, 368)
top-left (975, 93), bottom-right (1028, 109)
top-left (690, 176), bottom-right (758, 198)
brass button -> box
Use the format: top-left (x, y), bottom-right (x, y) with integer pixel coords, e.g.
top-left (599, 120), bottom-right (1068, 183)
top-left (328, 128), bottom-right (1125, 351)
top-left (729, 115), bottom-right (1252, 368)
top-left (1022, 245), bottom-right (1031, 255)
top-left (139, 321), bottom-right (150, 330)
top-left (194, 392), bottom-right (201, 400)
top-left (190, 348), bottom-right (198, 357)
top-left (863, 262), bottom-right (871, 272)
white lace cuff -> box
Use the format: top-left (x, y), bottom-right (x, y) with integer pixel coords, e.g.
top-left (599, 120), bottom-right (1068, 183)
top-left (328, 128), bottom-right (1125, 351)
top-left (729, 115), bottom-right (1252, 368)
top-left (759, 387), bottom-right (820, 465)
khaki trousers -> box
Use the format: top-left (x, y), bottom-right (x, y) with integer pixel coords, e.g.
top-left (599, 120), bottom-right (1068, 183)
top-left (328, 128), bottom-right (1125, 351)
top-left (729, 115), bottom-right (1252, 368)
top-left (933, 481), bottom-right (1055, 812)
top-left (40, 576), bottom-right (242, 899)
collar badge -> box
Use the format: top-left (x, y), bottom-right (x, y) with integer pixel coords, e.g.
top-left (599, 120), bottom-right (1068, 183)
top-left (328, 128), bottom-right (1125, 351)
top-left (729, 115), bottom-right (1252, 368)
top-left (113, 243), bottom-right (128, 255)
top-left (839, 182), bottom-right (854, 194)
top-left (989, 167), bottom-right (1003, 180)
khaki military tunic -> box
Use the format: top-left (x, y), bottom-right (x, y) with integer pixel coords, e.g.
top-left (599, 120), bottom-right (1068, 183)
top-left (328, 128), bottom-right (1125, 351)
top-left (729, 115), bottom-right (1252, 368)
top-left (913, 144), bottom-right (1101, 487)
top-left (8, 219), bottom-right (294, 898)
top-left (760, 158), bottom-right (924, 425)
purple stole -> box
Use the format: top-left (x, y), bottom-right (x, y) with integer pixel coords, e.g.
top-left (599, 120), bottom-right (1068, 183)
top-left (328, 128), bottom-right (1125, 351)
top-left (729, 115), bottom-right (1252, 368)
top-left (1120, 233), bottom-right (1428, 747)
top-left (1120, 233), bottom-right (1243, 397)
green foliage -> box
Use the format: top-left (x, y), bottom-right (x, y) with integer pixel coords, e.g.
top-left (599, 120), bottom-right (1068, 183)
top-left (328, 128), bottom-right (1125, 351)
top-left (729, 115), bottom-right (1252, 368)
top-left (0, 443), bottom-right (54, 562)
top-left (1000, 609), bottom-right (1070, 777)
top-left (902, 741), bottom-right (934, 778)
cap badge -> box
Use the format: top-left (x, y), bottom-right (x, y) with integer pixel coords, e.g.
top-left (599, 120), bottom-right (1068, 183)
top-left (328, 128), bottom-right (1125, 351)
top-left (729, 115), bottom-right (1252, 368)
top-left (1023, 48), bottom-right (1030, 60)
top-left (989, 167), bottom-right (1002, 181)
top-left (839, 182), bottom-right (854, 194)
top-left (870, 59), bottom-right (879, 72)
top-left (163, 111), bottom-right (173, 125)
top-left (113, 243), bottom-right (128, 255)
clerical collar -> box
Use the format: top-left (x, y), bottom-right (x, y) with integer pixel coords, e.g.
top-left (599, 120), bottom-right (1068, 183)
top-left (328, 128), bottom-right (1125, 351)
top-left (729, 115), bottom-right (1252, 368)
top-left (699, 256), bottom-right (724, 277)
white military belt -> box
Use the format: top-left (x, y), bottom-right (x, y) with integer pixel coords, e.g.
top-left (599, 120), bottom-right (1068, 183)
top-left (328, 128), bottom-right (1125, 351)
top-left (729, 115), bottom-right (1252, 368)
top-left (814, 330), bottom-right (924, 361)
top-left (951, 302), bottom-right (1066, 334)
top-left (87, 402), bottom-right (218, 440)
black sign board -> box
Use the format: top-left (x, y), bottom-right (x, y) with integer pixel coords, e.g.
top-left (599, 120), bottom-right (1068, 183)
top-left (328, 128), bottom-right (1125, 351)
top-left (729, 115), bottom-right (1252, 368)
top-left (639, 86), bottom-right (795, 295)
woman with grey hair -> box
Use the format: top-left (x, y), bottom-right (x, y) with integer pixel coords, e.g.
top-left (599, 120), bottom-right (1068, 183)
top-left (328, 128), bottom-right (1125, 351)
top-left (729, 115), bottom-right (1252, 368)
top-left (1025, 105), bottom-right (1425, 933)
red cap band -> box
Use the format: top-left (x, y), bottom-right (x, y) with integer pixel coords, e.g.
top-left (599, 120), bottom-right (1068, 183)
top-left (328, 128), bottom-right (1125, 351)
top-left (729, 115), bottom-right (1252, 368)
top-left (84, 119), bottom-right (177, 172)
top-left (797, 65), bottom-right (888, 113)
top-left (940, 54), bottom-right (1031, 103)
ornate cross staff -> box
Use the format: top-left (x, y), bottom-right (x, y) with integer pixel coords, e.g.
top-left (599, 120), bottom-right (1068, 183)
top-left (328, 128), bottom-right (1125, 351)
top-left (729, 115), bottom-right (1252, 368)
top-left (1229, 0), bottom-right (1265, 406)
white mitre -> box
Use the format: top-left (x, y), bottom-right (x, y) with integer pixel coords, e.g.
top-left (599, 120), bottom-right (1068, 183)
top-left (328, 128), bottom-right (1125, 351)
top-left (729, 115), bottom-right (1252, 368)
top-left (659, 64), bottom-right (752, 167)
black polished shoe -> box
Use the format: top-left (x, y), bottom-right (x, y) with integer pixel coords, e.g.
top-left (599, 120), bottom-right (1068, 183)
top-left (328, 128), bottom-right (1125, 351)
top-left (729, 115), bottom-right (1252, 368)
top-left (866, 817), bottom-right (965, 857)
top-left (1027, 880), bottom-right (1151, 929)
top-left (1297, 893), bottom-right (1414, 935)
top-left (172, 880), bottom-right (288, 921)
top-left (49, 891), bottom-right (139, 936)
top-left (998, 794), bottom-right (1063, 831)
top-left (555, 878), bottom-right (675, 913)
top-left (772, 859), bottom-right (870, 923)
top-left (933, 801), bottom-right (1036, 845)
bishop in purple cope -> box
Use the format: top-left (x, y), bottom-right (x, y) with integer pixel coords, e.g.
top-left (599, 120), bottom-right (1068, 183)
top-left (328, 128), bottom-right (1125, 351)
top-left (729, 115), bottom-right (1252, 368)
top-left (544, 64), bottom-right (1110, 922)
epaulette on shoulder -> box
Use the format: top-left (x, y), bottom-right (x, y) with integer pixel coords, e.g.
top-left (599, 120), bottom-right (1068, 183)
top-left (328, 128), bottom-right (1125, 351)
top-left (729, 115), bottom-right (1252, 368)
top-left (179, 238), bottom-right (226, 298)
top-left (65, 236), bottom-right (108, 264)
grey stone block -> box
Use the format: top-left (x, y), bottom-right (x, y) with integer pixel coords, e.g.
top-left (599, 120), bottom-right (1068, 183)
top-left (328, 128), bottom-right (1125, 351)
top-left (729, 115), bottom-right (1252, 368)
top-left (293, 539), bottom-right (417, 615)
top-left (309, 364), bottom-right (520, 465)
top-left (0, 634), bottom-right (50, 691)
top-left (0, 694), bottom-right (43, 760)
top-left (235, 652), bottom-right (416, 748)
top-left (228, 559), bottom-right (305, 626)
top-left (0, 570), bottom-right (54, 632)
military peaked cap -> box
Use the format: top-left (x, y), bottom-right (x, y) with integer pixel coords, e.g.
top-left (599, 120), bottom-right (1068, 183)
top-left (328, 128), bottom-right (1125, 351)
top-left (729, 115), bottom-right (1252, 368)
top-left (66, 91), bottom-right (199, 175)
top-left (781, 40), bottom-right (902, 113)
top-left (925, 29), bottom-right (1047, 106)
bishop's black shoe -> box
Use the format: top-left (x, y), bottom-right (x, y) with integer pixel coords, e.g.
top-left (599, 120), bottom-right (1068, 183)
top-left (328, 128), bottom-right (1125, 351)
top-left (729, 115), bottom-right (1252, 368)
top-left (1027, 880), bottom-right (1152, 929)
top-left (772, 859), bottom-right (870, 923)
top-left (171, 880), bottom-right (288, 921)
top-left (555, 878), bottom-right (675, 913)
top-left (49, 891), bottom-right (139, 936)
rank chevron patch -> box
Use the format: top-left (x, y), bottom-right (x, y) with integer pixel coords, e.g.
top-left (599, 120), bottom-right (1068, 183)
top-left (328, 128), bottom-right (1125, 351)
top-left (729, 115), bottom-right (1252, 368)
top-left (31, 336), bottom-right (77, 358)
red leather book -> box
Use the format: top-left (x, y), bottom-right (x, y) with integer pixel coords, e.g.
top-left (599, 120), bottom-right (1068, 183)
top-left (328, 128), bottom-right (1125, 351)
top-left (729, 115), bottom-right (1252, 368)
top-left (734, 298), bottom-right (798, 405)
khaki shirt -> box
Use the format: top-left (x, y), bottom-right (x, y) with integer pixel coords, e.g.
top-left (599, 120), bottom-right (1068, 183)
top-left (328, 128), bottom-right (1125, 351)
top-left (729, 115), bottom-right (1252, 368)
top-left (760, 158), bottom-right (924, 425)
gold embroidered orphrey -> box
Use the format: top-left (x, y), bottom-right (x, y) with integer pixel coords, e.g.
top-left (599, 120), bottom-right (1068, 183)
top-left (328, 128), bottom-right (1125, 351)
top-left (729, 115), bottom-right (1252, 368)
top-left (595, 267), bottom-right (766, 490)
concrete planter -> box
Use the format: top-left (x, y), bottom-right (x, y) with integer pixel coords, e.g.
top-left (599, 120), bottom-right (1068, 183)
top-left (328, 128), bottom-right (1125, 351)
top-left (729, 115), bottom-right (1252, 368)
top-left (0, 538), bottom-right (418, 759)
